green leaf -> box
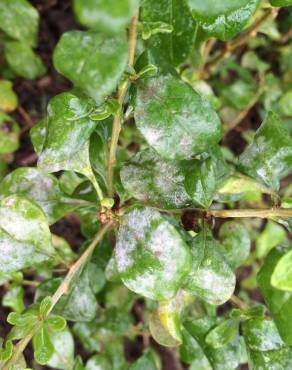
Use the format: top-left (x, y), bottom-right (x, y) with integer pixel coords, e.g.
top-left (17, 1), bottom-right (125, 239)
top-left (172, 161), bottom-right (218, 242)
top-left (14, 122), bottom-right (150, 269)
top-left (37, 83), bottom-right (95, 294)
top-left (35, 263), bottom-right (100, 322)
top-left (73, 0), bottom-right (139, 34)
top-left (150, 291), bottom-right (191, 346)
top-left (187, 0), bottom-right (259, 41)
top-left (238, 112), bottom-right (292, 192)
top-left (4, 41), bottom-right (46, 80)
top-left (0, 167), bottom-right (87, 224)
top-left (115, 206), bottom-right (192, 300)
top-left (47, 315), bottom-right (67, 332)
top-left (0, 112), bottom-right (20, 154)
top-left (257, 246), bottom-right (292, 345)
top-left (33, 326), bottom-right (54, 365)
top-left (243, 317), bottom-right (292, 369)
top-left (85, 354), bottom-right (112, 370)
top-left (279, 91), bottom-right (292, 117)
top-left (205, 317), bottom-right (240, 349)
top-left (37, 92), bottom-right (102, 197)
top-left (0, 0), bottom-right (39, 46)
top-left (2, 285), bottom-right (24, 313)
top-left (129, 351), bottom-right (158, 370)
top-left (53, 31), bottom-right (128, 102)
top-left (47, 328), bottom-right (74, 370)
top-left (0, 80), bottom-right (18, 112)
top-left (219, 221), bottom-right (251, 269)
top-left (7, 311), bottom-right (38, 327)
top-left (221, 80), bottom-right (256, 111)
top-left (269, 0), bottom-right (292, 6)
top-left (0, 340), bottom-right (13, 362)
top-left (39, 296), bottom-right (53, 317)
top-left (183, 157), bottom-right (217, 209)
top-left (184, 225), bottom-right (235, 305)
top-left (140, 0), bottom-right (196, 66)
top-left (255, 220), bottom-right (287, 259)
top-left (183, 316), bottom-right (246, 369)
top-left (272, 249), bottom-right (292, 292)
top-left (0, 195), bottom-right (54, 273)
top-left (135, 74), bottom-right (222, 160)
top-left (121, 148), bottom-right (192, 209)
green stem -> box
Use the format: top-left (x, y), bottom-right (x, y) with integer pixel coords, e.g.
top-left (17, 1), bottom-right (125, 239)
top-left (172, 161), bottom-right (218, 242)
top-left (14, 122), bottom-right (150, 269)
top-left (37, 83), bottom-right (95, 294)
top-left (2, 222), bottom-right (113, 370)
top-left (107, 10), bottom-right (139, 197)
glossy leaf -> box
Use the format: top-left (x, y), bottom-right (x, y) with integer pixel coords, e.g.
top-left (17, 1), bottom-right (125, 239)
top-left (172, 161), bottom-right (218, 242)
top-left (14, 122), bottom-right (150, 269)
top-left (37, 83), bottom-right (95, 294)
top-left (135, 74), bottom-right (222, 160)
top-left (219, 221), bottom-right (251, 269)
top-left (0, 0), bottom-right (39, 46)
top-left (115, 206), bottom-right (192, 300)
top-left (53, 31), bottom-right (128, 102)
top-left (4, 41), bottom-right (46, 80)
top-left (33, 326), bottom-right (54, 365)
top-left (238, 112), bottom-right (292, 191)
top-left (141, 0), bottom-right (196, 66)
top-left (129, 351), bottom-right (158, 370)
top-left (35, 263), bottom-right (100, 322)
top-left (37, 92), bottom-right (102, 195)
top-left (0, 80), bottom-right (18, 112)
top-left (184, 225), bottom-right (236, 305)
top-left (74, 0), bottom-right (139, 33)
top-left (187, 0), bottom-right (259, 41)
top-left (183, 316), bottom-right (246, 370)
top-left (47, 328), bottom-right (74, 370)
top-left (0, 195), bottom-right (54, 273)
top-left (0, 167), bottom-right (87, 224)
top-left (0, 112), bottom-right (20, 154)
top-left (257, 246), bottom-right (292, 345)
top-left (205, 317), bottom-right (240, 349)
top-left (243, 317), bottom-right (292, 369)
top-left (120, 148), bottom-right (192, 209)
top-left (255, 220), bottom-right (287, 259)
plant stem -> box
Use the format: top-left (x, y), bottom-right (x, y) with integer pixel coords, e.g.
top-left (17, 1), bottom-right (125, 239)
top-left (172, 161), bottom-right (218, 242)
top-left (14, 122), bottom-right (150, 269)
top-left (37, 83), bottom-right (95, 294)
top-left (107, 10), bottom-right (139, 197)
top-left (3, 222), bottom-right (113, 370)
top-left (207, 208), bottom-right (292, 219)
top-left (203, 7), bottom-right (278, 78)
top-left (230, 295), bottom-right (249, 311)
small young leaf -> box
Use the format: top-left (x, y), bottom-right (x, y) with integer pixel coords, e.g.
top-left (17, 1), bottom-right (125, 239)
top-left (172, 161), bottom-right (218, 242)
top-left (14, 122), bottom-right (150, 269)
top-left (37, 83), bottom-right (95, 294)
top-left (135, 74), bottom-right (222, 160)
top-left (0, 340), bottom-right (13, 362)
top-left (0, 0), bottom-right (39, 46)
top-left (7, 312), bottom-right (38, 327)
top-left (39, 296), bottom-right (53, 317)
top-left (184, 225), bottom-right (236, 305)
top-left (47, 315), bottom-right (67, 332)
top-left (238, 112), bottom-right (292, 191)
top-left (73, 0), bottom-right (139, 34)
top-left (187, 0), bottom-right (259, 41)
top-left (33, 326), bottom-right (54, 365)
top-left (4, 41), bottom-right (46, 80)
top-left (269, 0), bottom-right (292, 6)
top-left (219, 221), bottom-right (251, 269)
top-left (53, 31), bottom-right (128, 102)
top-left (115, 206), bottom-right (192, 300)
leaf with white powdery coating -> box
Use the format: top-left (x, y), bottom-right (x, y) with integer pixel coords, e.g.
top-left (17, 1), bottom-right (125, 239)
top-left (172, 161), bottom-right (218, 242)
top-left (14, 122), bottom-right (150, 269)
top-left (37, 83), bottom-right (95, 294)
top-left (0, 167), bottom-right (86, 224)
top-left (73, 0), bottom-right (139, 34)
top-left (0, 195), bottom-right (54, 273)
top-left (238, 112), bottom-right (292, 192)
top-left (115, 206), bottom-right (192, 300)
top-left (258, 246), bottom-right (292, 345)
top-left (53, 31), bottom-right (128, 102)
top-left (120, 148), bottom-right (192, 209)
top-left (184, 224), bottom-right (235, 305)
top-left (135, 74), bottom-right (222, 160)
top-left (0, 0), bottom-right (39, 46)
top-left (187, 0), bottom-right (259, 41)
